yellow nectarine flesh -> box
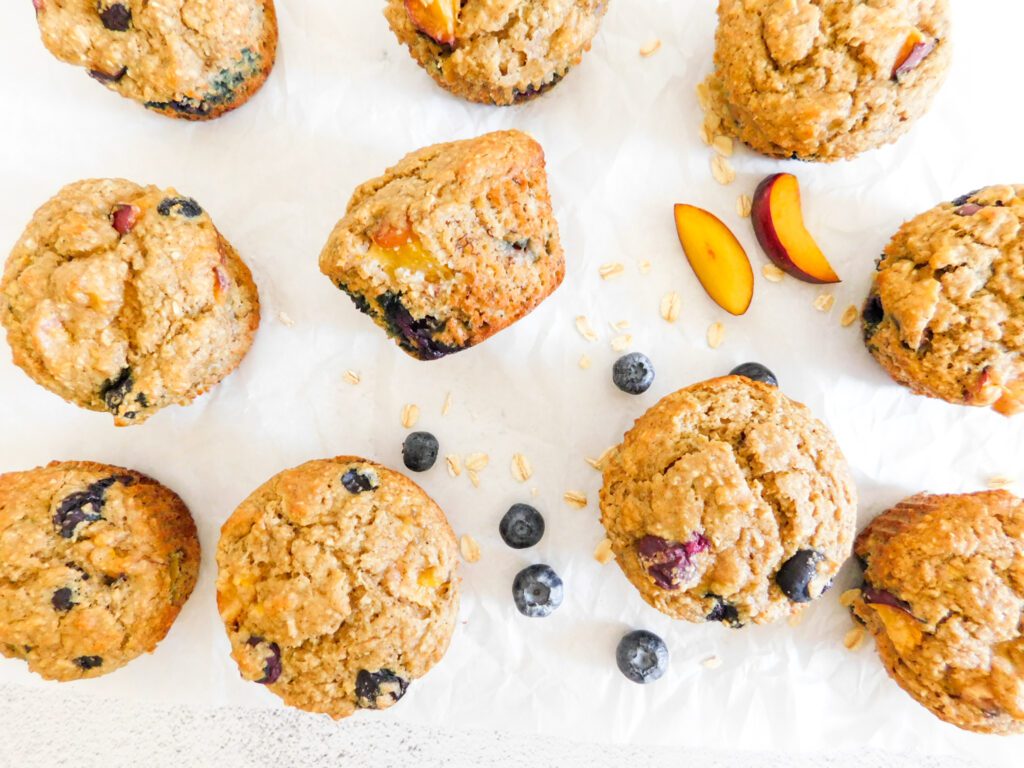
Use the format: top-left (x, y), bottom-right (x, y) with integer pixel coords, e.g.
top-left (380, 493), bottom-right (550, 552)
top-left (673, 204), bottom-right (754, 316)
top-left (872, 604), bottom-right (924, 656)
top-left (405, 0), bottom-right (460, 47)
top-left (370, 226), bottom-right (452, 281)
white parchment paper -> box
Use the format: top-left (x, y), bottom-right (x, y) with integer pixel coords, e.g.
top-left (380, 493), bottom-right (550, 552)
top-left (1, 1), bottom-right (1021, 763)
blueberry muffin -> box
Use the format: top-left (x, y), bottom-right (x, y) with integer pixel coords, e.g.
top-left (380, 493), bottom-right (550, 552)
top-left (319, 130), bottom-right (564, 360)
top-left (32, 0), bottom-right (277, 119)
top-left (702, 0), bottom-right (951, 161)
top-left (600, 376), bottom-right (857, 626)
top-left (851, 491), bottom-right (1024, 734)
top-left (216, 457), bottom-right (460, 719)
top-left (0, 461), bottom-right (199, 682)
top-left (384, 0), bottom-right (608, 105)
top-left (862, 186), bottom-right (1024, 416)
top-left (1, 178), bottom-right (260, 426)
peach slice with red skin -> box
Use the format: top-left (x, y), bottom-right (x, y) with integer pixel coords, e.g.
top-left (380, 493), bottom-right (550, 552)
top-left (673, 204), bottom-right (754, 316)
top-left (751, 173), bottom-right (840, 285)
top-left (892, 29), bottom-right (937, 81)
top-left (405, 0), bottom-right (460, 47)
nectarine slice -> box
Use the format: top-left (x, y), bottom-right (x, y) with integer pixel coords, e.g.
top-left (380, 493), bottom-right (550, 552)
top-left (405, 0), bottom-right (460, 47)
top-left (369, 224), bottom-right (452, 281)
top-left (751, 173), bottom-right (840, 285)
top-left (892, 29), bottom-right (936, 80)
top-left (673, 204), bottom-right (754, 316)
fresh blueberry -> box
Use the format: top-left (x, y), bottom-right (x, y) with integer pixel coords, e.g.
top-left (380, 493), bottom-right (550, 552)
top-left (512, 564), bottom-right (563, 618)
top-left (616, 630), bottom-right (669, 684)
top-left (729, 362), bottom-right (778, 387)
top-left (775, 550), bottom-right (825, 603)
top-left (402, 432), bottom-right (439, 472)
top-left (246, 636), bottom-right (282, 684)
top-left (51, 588), bottom-right (75, 612)
top-left (341, 468), bottom-right (376, 494)
top-left (705, 594), bottom-right (742, 628)
top-left (156, 197), bottom-right (203, 218)
top-left (98, 2), bottom-right (131, 31)
top-left (54, 476), bottom-right (131, 539)
top-left (74, 656), bottom-right (103, 670)
top-left (355, 669), bottom-right (409, 709)
top-left (499, 504), bottom-right (545, 549)
top-left (612, 352), bottom-right (655, 395)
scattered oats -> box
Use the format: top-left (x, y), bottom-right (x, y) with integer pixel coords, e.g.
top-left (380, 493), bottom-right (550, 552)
top-left (844, 627), bottom-right (866, 652)
top-left (699, 122), bottom-right (714, 146)
top-left (563, 490), bottom-right (588, 509)
top-left (531, 487), bottom-right (540, 497)
top-left (401, 403), bottom-right (420, 429)
top-left (762, 263), bottom-right (785, 282)
top-left (594, 538), bottom-right (614, 565)
top-left (787, 612), bottom-right (804, 628)
top-left (446, 455), bottom-right (462, 477)
top-left (639, 38), bottom-right (662, 57)
top-left (343, 370), bottom-right (360, 385)
top-left (660, 291), bottom-right (681, 323)
top-left (468, 470), bottom-right (481, 488)
top-left (575, 315), bottom-right (599, 342)
top-left (442, 391), bottom-right (453, 416)
top-left (707, 321), bottom-right (725, 349)
top-left (639, 260), bottom-right (652, 274)
top-left (840, 304), bottom-right (859, 327)
top-left (611, 334), bottom-right (632, 352)
top-left (611, 319), bottom-right (630, 331)
top-left (579, 354), bottom-right (592, 370)
top-left (586, 447), bottom-right (615, 471)
top-left (711, 155), bottom-right (736, 186)
top-left (839, 588), bottom-right (862, 608)
top-left (278, 311), bottom-right (295, 327)
top-left (511, 453), bottom-right (533, 483)
top-left (736, 194), bottom-right (753, 218)
top-left (704, 112), bottom-right (722, 134)
top-left (459, 534), bottom-right (481, 563)
top-left (989, 475), bottom-right (1016, 491)
top-left (599, 262), bottom-right (625, 280)
top-left (701, 655), bottom-right (723, 670)
top-left (712, 135), bottom-right (734, 157)
top-left (813, 293), bottom-right (836, 312)
top-left (465, 453), bottom-right (489, 473)
top-left (696, 81), bottom-right (711, 111)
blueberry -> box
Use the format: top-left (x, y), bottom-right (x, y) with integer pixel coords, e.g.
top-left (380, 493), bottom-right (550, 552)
top-left (51, 588), bottom-right (75, 612)
top-left (705, 594), bottom-right (742, 628)
top-left (54, 475), bottom-right (131, 539)
top-left (156, 197), bottom-right (203, 218)
top-left (402, 432), bottom-right (439, 472)
top-left (377, 292), bottom-right (457, 361)
top-left (862, 294), bottom-right (885, 339)
top-left (952, 189), bottom-right (981, 207)
top-left (775, 549), bottom-right (825, 603)
top-left (512, 564), bottom-right (563, 618)
top-left (498, 503), bottom-right (545, 549)
top-left (355, 669), bottom-right (409, 709)
top-left (98, 2), bottom-right (131, 31)
top-left (246, 636), bottom-right (282, 684)
top-left (74, 656), bottom-right (103, 670)
top-left (635, 533), bottom-right (710, 590)
top-left (616, 630), bottom-right (669, 684)
top-left (612, 352), bottom-right (655, 395)
top-left (341, 468), bottom-right (376, 494)
top-left (100, 367), bottom-right (133, 413)
top-left (88, 67), bottom-right (127, 84)
top-left (729, 362), bottom-right (778, 387)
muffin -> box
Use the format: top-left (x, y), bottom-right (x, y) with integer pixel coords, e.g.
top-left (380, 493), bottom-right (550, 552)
top-left (319, 130), bottom-right (564, 360)
top-left (32, 0), bottom-right (277, 119)
top-left (384, 0), bottom-right (608, 105)
top-left (1, 178), bottom-right (260, 426)
top-left (862, 185), bottom-right (1024, 416)
top-left (600, 375), bottom-right (857, 626)
top-left (0, 461), bottom-right (200, 681)
top-left (216, 457), bottom-right (460, 718)
top-left (851, 491), bottom-right (1024, 734)
top-left (702, 0), bottom-right (951, 161)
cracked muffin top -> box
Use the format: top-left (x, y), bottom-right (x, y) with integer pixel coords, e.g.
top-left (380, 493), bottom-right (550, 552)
top-left (319, 130), bottom-right (564, 360)
top-left (703, 0), bottom-right (951, 161)
top-left (216, 457), bottom-right (460, 719)
top-left (851, 491), bottom-right (1024, 734)
top-left (384, 0), bottom-right (608, 105)
top-left (862, 185), bottom-right (1024, 416)
top-left (0, 178), bottom-right (260, 426)
top-left (32, 0), bottom-right (277, 119)
top-left (600, 376), bottom-right (857, 627)
top-left (0, 461), bottom-right (199, 682)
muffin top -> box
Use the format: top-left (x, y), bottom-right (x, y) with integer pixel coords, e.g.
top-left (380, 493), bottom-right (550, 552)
top-left (1, 178), bottom-right (259, 425)
top-left (863, 185), bottom-right (1024, 416)
top-left (216, 457), bottom-right (460, 719)
top-left (600, 376), bottom-right (857, 626)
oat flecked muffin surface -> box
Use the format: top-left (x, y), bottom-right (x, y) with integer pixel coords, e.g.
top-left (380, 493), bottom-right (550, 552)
top-left (862, 186), bottom-right (1024, 416)
top-left (1, 178), bottom-right (260, 426)
top-left (600, 376), bottom-right (857, 627)
top-left (0, 461), bottom-right (199, 682)
top-left (851, 491), bottom-right (1024, 734)
top-left (319, 130), bottom-right (564, 360)
top-left (384, 0), bottom-right (608, 105)
top-left (216, 457), bottom-right (460, 719)
top-left (702, 0), bottom-right (951, 161)
top-left (32, 0), bottom-right (277, 119)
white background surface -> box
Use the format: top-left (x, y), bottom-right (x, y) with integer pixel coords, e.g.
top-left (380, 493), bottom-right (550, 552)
top-left (0, 1), bottom-right (1021, 766)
